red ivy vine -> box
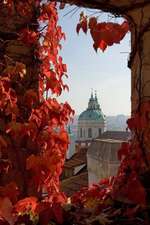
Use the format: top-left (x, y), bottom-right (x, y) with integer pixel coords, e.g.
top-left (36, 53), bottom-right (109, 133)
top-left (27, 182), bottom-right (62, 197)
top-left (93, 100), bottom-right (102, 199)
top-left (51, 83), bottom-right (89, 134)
top-left (0, 0), bottom-right (74, 223)
top-left (76, 12), bottom-right (129, 51)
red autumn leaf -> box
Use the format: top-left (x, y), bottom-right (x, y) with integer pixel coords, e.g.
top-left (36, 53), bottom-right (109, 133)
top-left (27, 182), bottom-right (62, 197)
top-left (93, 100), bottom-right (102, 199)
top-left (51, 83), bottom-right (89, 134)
top-left (89, 21), bottom-right (129, 51)
top-left (53, 192), bottom-right (67, 204)
top-left (52, 203), bottom-right (64, 224)
top-left (0, 182), bottom-right (19, 204)
top-left (44, 70), bottom-right (62, 93)
top-left (24, 89), bottom-right (38, 107)
top-left (0, 197), bottom-right (13, 224)
top-left (46, 77), bottom-right (58, 91)
top-left (38, 207), bottom-right (53, 225)
top-left (19, 29), bottom-right (39, 45)
top-left (37, 201), bottom-right (65, 225)
top-left (0, 160), bottom-right (11, 175)
top-left (26, 153), bottom-right (60, 181)
top-left (26, 154), bottom-right (40, 171)
top-left (3, 62), bottom-right (26, 78)
top-left (0, 216), bottom-right (10, 225)
top-left (93, 43), bottom-right (98, 52)
top-left (76, 23), bottom-right (81, 34)
top-left (99, 177), bottom-right (110, 186)
top-left (76, 19), bottom-right (88, 34)
top-left (127, 117), bottom-right (135, 130)
top-left (59, 130), bottom-right (68, 143)
top-left (15, 62), bottom-right (26, 78)
top-left (127, 114), bottom-right (146, 131)
top-left (113, 172), bottom-right (146, 205)
top-left (5, 122), bottom-right (23, 139)
top-left (118, 142), bottom-right (130, 160)
top-left (16, 1), bottom-right (32, 17)
top-left (0, 135), bottom-right (7, 148)
top-left (63, 84), bottom-right (69, 92)
top-left (81, 19), bottom-right (88, 34)
top-left (127, 173), bottom-right (146, 205)
top-left (13, 197), bottom-right (38, 214)
top-left (123, 205), bottom-right (140, 218)
top-left (99, 40), bottom-right (107, 52)
top-left (89, 17), bottom-right (97, 29)
top-left (47, 98), bottom-right (61, 112)
top-left (62, 64), bottom-right (67, 73)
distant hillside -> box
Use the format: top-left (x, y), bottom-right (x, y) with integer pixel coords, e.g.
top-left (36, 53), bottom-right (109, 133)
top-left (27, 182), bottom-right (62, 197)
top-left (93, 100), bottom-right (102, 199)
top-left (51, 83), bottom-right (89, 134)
top-left (69, 114), bottom-right (129, 134)
top-left (106, 115), bottom-right (129, 131)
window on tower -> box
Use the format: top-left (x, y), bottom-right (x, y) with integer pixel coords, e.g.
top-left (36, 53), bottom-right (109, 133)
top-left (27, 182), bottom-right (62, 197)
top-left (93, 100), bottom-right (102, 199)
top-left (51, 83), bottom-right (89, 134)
top-left (80, 128), bottom-right (82, 138)
top-left (98, 128), bottom-right (102, 137)
top-left (88, 128), bottom-right (92, 138)
top-left (84, 129), bottom-right (86, 137)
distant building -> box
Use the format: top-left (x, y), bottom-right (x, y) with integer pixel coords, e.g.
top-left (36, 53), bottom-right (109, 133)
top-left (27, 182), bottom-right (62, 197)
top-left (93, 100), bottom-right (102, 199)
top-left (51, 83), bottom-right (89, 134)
top-left (77, 91), bottom-right (106, 144)
top-left (61, 91), bottom-right (131, 196)
top-left (87, 130), bottom-right (130, 186)
top-left (61, 147), bottom-right (88, 196)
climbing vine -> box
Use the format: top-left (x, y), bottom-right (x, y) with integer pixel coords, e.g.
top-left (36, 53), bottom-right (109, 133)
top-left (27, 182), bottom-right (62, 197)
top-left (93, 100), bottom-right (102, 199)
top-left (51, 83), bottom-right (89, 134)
top-left (0, 0), bottom-right (74, 223)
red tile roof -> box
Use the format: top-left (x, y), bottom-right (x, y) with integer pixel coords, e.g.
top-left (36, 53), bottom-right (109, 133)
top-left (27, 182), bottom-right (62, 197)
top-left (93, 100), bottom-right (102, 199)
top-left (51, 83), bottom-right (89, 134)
top-left (61, 171), bottom-right (88, 196)
top-left (99, 131), bottom-right (130, 141)
top-left (64, 147), bottom-right (87, 168)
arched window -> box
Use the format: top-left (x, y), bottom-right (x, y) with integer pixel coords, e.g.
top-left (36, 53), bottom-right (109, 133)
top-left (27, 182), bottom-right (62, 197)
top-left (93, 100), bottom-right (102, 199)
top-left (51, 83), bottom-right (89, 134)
top-left (80, 128), bottom-right (82, 138)
top-left (84, 129), bottom-right (86, 137)
top-left (98, 128), bottom-right (102, 136)
top-left (88, 128), bottom-right (92, 138)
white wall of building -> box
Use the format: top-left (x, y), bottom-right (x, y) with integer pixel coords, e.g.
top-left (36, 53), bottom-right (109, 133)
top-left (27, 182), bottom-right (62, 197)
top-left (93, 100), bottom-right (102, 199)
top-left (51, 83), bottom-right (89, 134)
top-left (77, 120), bottom-right (106, 141)
top-left (87, 139), bottom-right (122, 186)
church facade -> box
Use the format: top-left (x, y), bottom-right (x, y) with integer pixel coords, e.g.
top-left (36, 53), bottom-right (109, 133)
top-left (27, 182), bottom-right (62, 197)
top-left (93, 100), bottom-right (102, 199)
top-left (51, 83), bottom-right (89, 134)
top-left (77, 92), bottom-right (106, 141)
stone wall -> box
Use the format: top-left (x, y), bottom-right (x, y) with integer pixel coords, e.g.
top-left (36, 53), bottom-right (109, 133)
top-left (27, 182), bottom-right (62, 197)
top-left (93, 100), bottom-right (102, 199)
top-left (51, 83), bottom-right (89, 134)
top-left (87, 139), bottom-right (123, 186)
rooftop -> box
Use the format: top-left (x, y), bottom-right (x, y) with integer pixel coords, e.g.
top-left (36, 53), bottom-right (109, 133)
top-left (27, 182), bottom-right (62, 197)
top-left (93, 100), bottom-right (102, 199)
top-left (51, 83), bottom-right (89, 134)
top-left (61, 171), bottom-right (88, 197)
top-left (94, 138), bottom-right (124, 143)
top-left (64, 147), bottom-right (87, 168)
top-left (98, 130), bottom-right (131, 141)
top-left (87, 138), bottom-right (124, 162)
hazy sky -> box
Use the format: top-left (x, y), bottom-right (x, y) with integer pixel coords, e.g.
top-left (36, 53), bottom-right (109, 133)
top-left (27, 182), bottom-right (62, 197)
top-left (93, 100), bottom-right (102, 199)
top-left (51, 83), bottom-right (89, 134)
top-left (57, 7), bottom-right (131, 116)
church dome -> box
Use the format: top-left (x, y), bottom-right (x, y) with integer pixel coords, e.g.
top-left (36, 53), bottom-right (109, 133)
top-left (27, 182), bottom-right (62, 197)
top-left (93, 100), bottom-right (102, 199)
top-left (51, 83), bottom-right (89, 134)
top-left (79, 109), bottom-right (105, 121)
top-left (77, 91), bottom-right (106, 141)
top-left (78, 92), bottom-right (105, 122)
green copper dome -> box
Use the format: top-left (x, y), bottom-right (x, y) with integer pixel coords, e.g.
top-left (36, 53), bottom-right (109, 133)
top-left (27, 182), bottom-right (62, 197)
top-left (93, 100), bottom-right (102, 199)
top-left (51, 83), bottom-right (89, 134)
top-left (78, 91), bottom-right (105, 122)
top-left (79, 109), bottom-right (105, 121)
